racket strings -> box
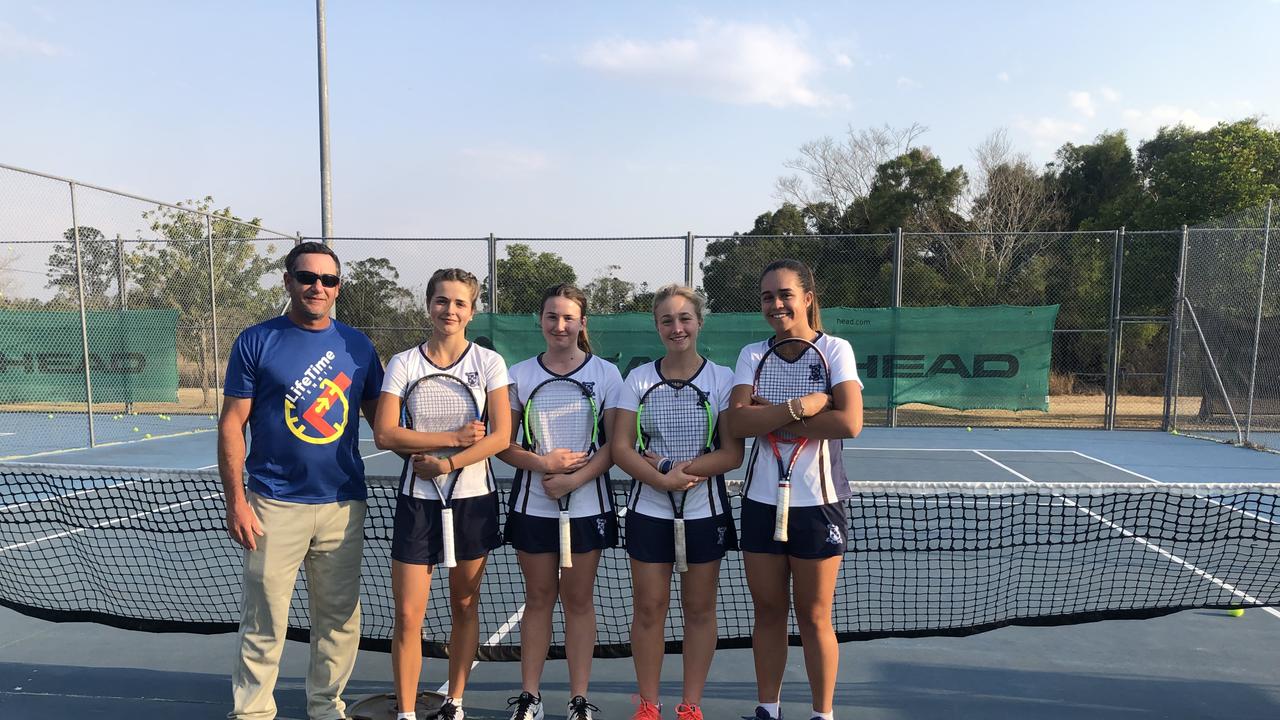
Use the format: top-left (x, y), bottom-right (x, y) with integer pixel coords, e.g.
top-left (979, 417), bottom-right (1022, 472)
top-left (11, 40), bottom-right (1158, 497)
top-left (406, 380), bottom-right (476, 434)
top-left (528, 384), bottom-right (595, 453)
top-left (756, 349), bottom-right (828, 442)
top-left (639, 387), bottom-right (707, 462)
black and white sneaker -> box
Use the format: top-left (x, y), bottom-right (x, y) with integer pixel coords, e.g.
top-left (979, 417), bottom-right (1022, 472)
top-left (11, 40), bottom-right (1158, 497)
top-left (567, 695), bottom-right (599, 720)
top-left (438, 698), bottom-right (465, 720)
top-left (743, 706), bottom-right (782, 720)
top-left (506, 691), bottom-right (544, 720)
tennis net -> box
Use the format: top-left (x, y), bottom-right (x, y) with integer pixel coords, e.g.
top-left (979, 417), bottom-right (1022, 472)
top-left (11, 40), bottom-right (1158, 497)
top-left (2, 462), bottom-right (1279, 660)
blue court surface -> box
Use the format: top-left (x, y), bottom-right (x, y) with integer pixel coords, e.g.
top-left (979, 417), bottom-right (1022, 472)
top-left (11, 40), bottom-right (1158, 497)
top-left (4, 426), bottom-right (1280, 719)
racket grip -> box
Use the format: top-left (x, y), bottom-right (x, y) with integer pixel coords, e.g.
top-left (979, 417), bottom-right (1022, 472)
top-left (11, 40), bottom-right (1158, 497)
top-left (558, 510), bottom-right (573, 569)
top-left (773, 485), bottom-right (790, 542)
top-left (440, 507), bottom-right (457, 568)
top-left (673, 517), bottom-right (688, 573)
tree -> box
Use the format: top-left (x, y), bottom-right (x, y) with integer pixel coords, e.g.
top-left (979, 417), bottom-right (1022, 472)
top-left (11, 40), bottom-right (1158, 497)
top-left (583, 266), bottom-right (654, 314)
top-left (46, 226), bottom-right (122, 309)
top-left (1047, 130), bottom-right (1141, 230)
top-left (482, 243), bottom-right (576, 313)
top-left (1133, 118), bottom-right (1280, 229)
top-left (130, 197), bottom-right (280, 404)
top-left (335, 257), bottom-right (426, 357)
top-left (927, 131), bottom-right (1066, 305)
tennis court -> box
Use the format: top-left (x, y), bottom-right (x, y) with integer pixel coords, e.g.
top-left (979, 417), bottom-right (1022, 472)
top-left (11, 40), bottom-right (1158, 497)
top-left (4, 424), bottom-right (1280, 719)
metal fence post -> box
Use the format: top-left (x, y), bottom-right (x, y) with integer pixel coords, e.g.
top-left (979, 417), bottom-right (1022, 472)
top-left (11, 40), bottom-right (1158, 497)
top-left (488, 233), bottom-right (498, 312)
top-left (889, 227), bottom-right (904, 427)
top-left (116, 233), bottom-right (134, 416)
top-left (1244, 200), bottom-right (1273, 443)
top-left (1104, 228), bottom-right (1125, 430)
top-left (69, 182), bottom-right (96, 446)
top-left (1163, 225), bottom-right (1190, 430)
top-left (207, 216), bottom-right (223, 415)
top-left (685, 232), bottom-right (695, 288)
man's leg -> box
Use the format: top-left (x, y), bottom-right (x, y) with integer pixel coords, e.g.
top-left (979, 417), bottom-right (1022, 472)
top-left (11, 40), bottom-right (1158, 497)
top-left (303, 498), bottom-right (367, 720)
top-left (230, 494), bottom-right (314, 720)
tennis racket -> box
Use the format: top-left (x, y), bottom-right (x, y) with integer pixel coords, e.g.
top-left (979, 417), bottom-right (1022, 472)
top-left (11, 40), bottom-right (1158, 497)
top-left (636, 379), bottom-right (714, 573)
top-left (753, 338), bottom-right (831, 542)
top-left (523, 377), bottom-right (599, 569)
top-left (403, 373), bottom-right (480, 568)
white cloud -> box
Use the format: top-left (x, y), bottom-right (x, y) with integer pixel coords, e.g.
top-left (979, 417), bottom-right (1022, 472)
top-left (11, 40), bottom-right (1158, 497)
top-left (579, 20), bottom-right (842, 108)
top-left (0, 21), bottom-right (62, 56)
top-left (1016, 115), bottom-right (1088, 152)
top-left (457, 146), bottom-right (551, 176)
top-left (834, 52), bottom-right (853, 68)
top-left (1099, 86), bottom-right (1121, 103)
top-left (996, 71), bottom-right (1010, 83)
top-left (1069, 91), bottom-right (1096, 118)
top-left (1121, 105), bottom-right (1220, 142)
top-left (896, 76), bottom-right (920, 89)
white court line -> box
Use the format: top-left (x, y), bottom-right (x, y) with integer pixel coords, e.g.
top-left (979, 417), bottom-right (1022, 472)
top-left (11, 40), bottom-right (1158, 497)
top-left (845, 446), bottom-right (1076, 453)
top-left (972, 450), bottom-right (1280, 620)
top-left (0, 432), bottom-right (15, 437)
top-left (0, 479), bottom-right (140, 513)
top-left (0, 426), bottom-right (218, 462)
top-left (0, 489), bottom-right (220, 550)
top-left (435, 603), bottom-right (527, 695)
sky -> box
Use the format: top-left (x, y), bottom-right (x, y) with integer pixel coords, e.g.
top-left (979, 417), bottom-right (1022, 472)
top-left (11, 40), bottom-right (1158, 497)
top-left (2, 0), bottom-right (1278, 241)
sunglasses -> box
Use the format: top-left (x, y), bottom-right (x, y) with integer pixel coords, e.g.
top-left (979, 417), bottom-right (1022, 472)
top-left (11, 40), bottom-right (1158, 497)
top-left (290, 270), bottom-right (341, 288)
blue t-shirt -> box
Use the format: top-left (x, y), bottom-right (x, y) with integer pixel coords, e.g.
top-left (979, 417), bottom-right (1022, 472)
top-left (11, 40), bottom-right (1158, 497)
top-left (224, 315), bottom-right (385, 503)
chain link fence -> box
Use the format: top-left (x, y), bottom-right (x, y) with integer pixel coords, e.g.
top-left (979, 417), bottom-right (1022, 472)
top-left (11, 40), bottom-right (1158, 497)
top-left (0, 164), bottom-right (296, 458)
top-left (5, 162), bottom-right (1274, 457)
top-left (1169, 201), bottom-right (1277, 451)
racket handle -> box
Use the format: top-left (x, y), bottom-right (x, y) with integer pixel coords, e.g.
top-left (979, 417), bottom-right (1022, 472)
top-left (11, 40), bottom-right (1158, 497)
top-left (773, 484), bottom-right (790, 542)
top-left (673, 517), bottom-right (688, 573)
top-left (558, 510), bottom-right (573, 569)
top-left (440, 507), bottom-right (457, 568)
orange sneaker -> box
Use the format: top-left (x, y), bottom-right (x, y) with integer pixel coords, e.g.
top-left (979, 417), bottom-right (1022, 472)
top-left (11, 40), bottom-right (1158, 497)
top-left (675, 703), bottom-right (703, 720)
top-left (631, 696), bottom-right (662, 720)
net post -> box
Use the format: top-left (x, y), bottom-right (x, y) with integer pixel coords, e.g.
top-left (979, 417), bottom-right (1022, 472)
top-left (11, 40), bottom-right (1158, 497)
top-left (1104, 228), bottom-right (1125, 430)
top-left (69, 181), bottom-right (96, 447)
top-left (889, 227), bottom-right (904, 428)
top-left (487, 233), bottom-right (498, 312)
top-left (1244, 199), bottom-right (1273, 444)
top-left (684, 231), bottom-right (694, 288)
top-left (1164, 225), bottom-right (1190, 431)
top-left (207, 215), bottom-right (223, 416)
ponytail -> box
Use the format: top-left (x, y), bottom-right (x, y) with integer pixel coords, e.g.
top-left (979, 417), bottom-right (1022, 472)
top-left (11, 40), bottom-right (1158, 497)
top-left (761, 259), bottom-right (822, 331)
top-left (540, 283), bottom-right (593, 354)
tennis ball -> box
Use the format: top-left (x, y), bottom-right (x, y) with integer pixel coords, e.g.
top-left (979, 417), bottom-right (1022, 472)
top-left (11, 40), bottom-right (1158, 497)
top-left (132, 427), bottom-right (139, 432)
top-left (966, 426), bottom-right (972, 432)
top-left (144, 433), bottom-right (152, 439)
top-left (46, 413), bottom-right (54, 418)
top-left (1228, 607), bottom-right (1245, 617)
top-left (1171, 429), bottom-right (1179, 435)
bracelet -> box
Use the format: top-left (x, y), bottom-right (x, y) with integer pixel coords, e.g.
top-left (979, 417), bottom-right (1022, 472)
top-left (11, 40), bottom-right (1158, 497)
top-left (658, 458), bottom-right (674, 474)
top-left (446, 457), bottom-right (455, 473)
top-left (786, 398), bottom-right (802, 422)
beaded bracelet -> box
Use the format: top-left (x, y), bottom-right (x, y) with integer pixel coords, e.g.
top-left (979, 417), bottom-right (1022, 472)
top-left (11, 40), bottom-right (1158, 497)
top-left (786, 398), bottom-right (802, 422)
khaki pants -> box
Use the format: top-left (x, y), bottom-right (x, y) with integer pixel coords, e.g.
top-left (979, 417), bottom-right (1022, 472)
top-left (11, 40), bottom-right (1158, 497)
top-left (229, 492), bottom-right (367, 720)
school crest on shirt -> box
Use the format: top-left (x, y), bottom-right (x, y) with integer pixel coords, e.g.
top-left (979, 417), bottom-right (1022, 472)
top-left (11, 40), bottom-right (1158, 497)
top-left (465, 371), bottom-right (480, 387)
top-left (582, 381), bottom-right (596, 397)
top-left (809, 364), bottom-right (825, 383)
top-left (826, 523), bottom-right (844, 546)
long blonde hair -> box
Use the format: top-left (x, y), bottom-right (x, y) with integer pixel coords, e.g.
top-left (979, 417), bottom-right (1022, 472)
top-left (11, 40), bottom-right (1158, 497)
top-left (426, 268), bottom-right (480, 307)
top-left (651, 284), bottom-right (706, 324)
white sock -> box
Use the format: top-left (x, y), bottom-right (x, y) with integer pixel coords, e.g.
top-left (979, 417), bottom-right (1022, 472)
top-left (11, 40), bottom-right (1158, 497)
top-left (811, 711), bottom-right (834, 720)
top-left (759, 701), bottom-right (781, 718)
top-left (397, 713), bottom-right (416, 720)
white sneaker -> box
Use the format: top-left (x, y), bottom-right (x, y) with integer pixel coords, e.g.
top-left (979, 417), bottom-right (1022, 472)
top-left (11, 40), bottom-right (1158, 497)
top-left (438, 698), bottom-right (465, 720)
top-left (507, 691), bottom-right (545, 720)
top-left (567, 695), bottom-right (599, 720)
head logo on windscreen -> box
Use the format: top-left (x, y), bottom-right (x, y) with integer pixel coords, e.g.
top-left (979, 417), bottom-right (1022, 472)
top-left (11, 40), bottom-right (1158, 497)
top-left (284, 351), bottom-right (351, 445)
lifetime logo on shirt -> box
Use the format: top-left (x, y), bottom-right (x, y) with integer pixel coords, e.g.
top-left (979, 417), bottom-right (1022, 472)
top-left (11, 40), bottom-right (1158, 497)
top-left (283, 350), bottom-right (351, 445)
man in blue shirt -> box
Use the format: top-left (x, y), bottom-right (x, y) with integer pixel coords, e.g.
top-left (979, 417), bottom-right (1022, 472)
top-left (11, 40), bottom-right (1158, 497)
top-left (220, 241), bottom-right (384, 720)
